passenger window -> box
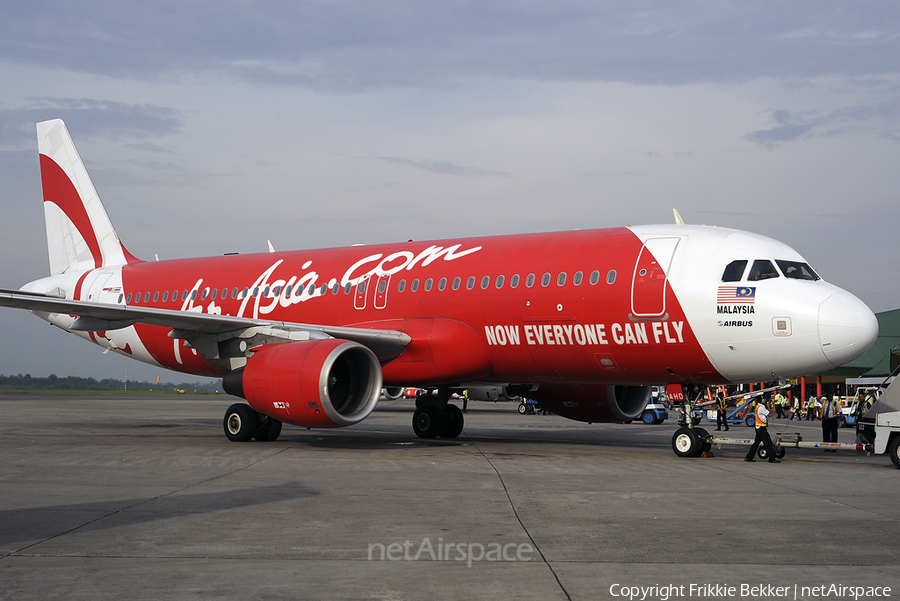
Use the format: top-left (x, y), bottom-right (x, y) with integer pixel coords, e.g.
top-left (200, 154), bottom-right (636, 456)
top-left (452, 277), bottom-right (461, 290)
top-left (495, 275), bottom-right (504, 289)
top-left (411, 279), bottom-right (419, 292)
top-left (590, 271), bottom-right (600, 285)
top-left (144, 292), bottom-right (151, 303)
top-left (511, 274), bottom-right (520, 288)
top-left (606, 270), bottom-right (616, 285)
top-left (481, 276), bottom-right (490, 289)
top-left (332, 283), bottom-right (340, 294)
top-left (541, 273), bottom-right (551, 287)
top-left (344, 283), bottom-right (352, 294)
top-left (776, 260), bottom-right (820, 281)
top-left (557, 272), bottom-right (566, 286)
top-left (398, 279), bottom-right (406, 292)
top-left (163, 291), bottom-right (169, 302)
top-left (320, 283), bottom-right (328, 295)
top-left (748, 260), bottom-right (779, 281)
top-left (573, 271), bottom-right (583, 286)
top-left (424, 278), bottom-right (433, 292)
top-left (211, 288), bottom-right (218, 300)
top-left (438, 278), bottom-right (447, 291)
top-left (526, 274), bottom-right (535, 288)
top-left (153, 291), bottom-right (159, 302)
top-left (126, 293), bottom-right (133, 303)
top-left (721, 260), bottom-right (748, 282)
top-left (467, 276), bottom-right (475, 290)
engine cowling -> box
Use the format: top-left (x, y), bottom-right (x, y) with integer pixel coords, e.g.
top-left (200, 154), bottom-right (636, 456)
top-left (222, 339), bottom-right (383, 428)
top-left (531, 385), bottom-right (651, 423)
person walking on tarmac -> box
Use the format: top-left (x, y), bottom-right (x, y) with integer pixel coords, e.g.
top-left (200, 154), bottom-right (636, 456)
top-left (716, 392), bottom-right (730, 431)
top-left (774, 391), bottom-right (787, 418)
top-left (806, 396), bottom-right (818, 421)
top-left (745, 397), bottom-right (779, 463)
top-left (790, 395), bottom-right (801, 421)
top-left (820, 394), bottom-right (842, 451)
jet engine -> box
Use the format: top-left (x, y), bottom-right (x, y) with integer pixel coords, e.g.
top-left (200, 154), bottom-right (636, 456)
top-left (531, 385), bottom-right (651, 423)
top-left (222, 339), bottom-right (383, 428)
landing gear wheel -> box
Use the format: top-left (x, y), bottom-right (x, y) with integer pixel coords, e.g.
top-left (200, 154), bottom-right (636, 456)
top-left (776, 446), bottom-right (786, 459)
top-left (518, 402), bottom-right (528, 415)
top-left (413, 407), bottom-right (444, 439)
top-left (641, 411), bottom-right (655, 425)
top-left (224, 403), bottom-right (257, 442)
top-left (253, 416), bottom-right (283, 442)
top-left (440, 404), bottom-right (464, 438)
top-left (888, 436), bottom-right (900, 469)
top-left (672, 427), bottom-right (702, 457)
top-left (695, 428), bottom-right (712, 453)
top-left (745, 415), bottom-right (755, 427)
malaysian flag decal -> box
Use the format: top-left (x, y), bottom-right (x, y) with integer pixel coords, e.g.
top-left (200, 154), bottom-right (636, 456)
top-left (717, 286), bottom-right (756, 304)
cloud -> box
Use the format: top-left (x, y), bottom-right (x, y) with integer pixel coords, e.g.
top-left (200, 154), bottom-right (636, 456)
top-left (376, 156), bottom-right (511, 178)
top-left (1, 2), bottom-right (898, 90)
top-left (0, 99), bottom-right (182, 149)
top-left (746, 100), bottom-right (900, 147)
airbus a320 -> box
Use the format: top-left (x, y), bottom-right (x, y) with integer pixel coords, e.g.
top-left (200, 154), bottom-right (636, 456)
top-left (0, 120), bottom-right (879, 454)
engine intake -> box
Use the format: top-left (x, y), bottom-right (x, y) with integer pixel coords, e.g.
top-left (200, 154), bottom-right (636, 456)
top-left (223, 339), bottom-right (383, 428)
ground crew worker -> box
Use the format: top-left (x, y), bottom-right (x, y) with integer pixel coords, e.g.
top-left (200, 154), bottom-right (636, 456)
top-left (774, 391), bottom-right (786, 418)
top-left (820, 394), bottom-right (841, 449)
top-left (790, 396), bottom-right (801, 421)
top-left (806, 396), bottom-right (818, 421)
top-left (745, 397), bottom-right (779, 463)
top-left (715, 392), bottom-right (729, 431)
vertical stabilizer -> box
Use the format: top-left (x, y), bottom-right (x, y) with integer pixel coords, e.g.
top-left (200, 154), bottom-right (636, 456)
top-left (37, 119), bottom-right (137, 275)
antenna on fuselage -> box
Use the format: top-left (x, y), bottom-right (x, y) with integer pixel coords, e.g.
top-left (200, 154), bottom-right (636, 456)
top-left (673, 208), bottom-right (685, 225)
top-left (267, 240), bottom-right (275, 253)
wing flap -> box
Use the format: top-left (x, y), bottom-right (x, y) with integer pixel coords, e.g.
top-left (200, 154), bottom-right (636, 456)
top-left (0, 288), bottom-right (411, 360)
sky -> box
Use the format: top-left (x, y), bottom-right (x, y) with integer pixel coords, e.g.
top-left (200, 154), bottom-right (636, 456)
top-left (1, 1), bottom-right (899, 384)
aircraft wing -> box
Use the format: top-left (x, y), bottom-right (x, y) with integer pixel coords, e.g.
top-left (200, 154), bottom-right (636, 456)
top-left (0, 288), bottom-right (411, 361)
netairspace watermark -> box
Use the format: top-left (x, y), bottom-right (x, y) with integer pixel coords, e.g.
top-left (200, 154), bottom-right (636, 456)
top-left (609, 583), bottom-right (892, 601)
top-left (367, 538), bottom-right (533, 568)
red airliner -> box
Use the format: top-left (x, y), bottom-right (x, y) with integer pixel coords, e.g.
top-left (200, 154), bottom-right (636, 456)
top-left (0, 120), bottom-right (879, 453)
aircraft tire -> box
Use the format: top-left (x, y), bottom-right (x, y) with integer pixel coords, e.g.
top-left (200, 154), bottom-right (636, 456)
top-left (695, 427), bottom-right (712, 453)
top-left (672, 427), bottom-right (701, 458)
top-left (518, 403), bottom-right (527, 415)
top-left (253, 416), bottom-right (283, 442)
top-left (439, 404), bottom-right (464, 438)
top-left (413, 408), bottom-right (444, 439)
top-left (224, 403), bottom-right (258, 442)
top-left (888, 436), bottom-right (900, 469)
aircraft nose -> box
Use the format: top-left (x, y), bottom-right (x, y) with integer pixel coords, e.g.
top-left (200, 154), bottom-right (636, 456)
top-left (818, 291), bottom-right (879, 367)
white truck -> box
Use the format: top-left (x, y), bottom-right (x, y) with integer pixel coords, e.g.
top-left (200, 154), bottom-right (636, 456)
top-left (856, 376), bottom-right (900, 469)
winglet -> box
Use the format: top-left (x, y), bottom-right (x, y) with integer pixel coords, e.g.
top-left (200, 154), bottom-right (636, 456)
top-left (673, 208), bottom-right (685, 225)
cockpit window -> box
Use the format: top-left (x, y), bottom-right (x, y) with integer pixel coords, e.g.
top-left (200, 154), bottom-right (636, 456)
top-left (721, 260), bottom-right (748, 282)
top-left (776, 260), bottom-right (820, 281)
top-left (747, 259), bottom-right (779, 281)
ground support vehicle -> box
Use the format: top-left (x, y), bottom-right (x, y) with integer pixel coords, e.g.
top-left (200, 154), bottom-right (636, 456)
top-left (639, 403), bottom-right (668, 424)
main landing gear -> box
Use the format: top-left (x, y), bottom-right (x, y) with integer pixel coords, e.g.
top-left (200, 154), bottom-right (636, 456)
top-left (412, 388), bottom-right (464, 439)
top-left (224, 403), bottom-right (283, 442)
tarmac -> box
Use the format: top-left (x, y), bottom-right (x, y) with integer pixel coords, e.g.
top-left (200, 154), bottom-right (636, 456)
top-left (0, 392), bottom-right (898, 601)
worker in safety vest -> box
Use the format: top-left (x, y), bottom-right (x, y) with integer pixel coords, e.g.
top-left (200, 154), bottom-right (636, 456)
top-left (790, 396), bottom-right (801, 421)
top-left (715, 392), bottom-right (730, 431)
top-left (745, 397), bottom-right (779, 463)
top-left (819, 395), bottom-right (842, 449)
top-left (774, 392), bottom-right (787, 418)
top-left (806, 396), bottom-right (818, 421)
